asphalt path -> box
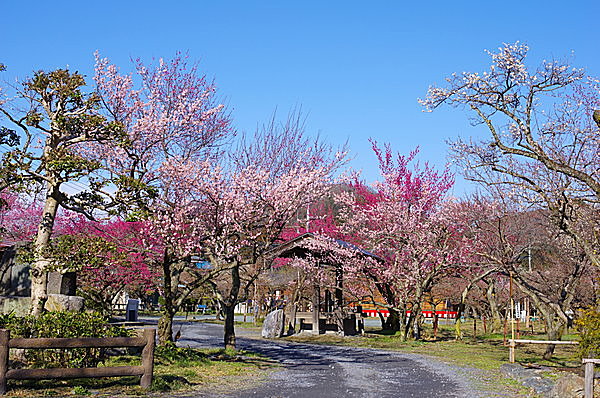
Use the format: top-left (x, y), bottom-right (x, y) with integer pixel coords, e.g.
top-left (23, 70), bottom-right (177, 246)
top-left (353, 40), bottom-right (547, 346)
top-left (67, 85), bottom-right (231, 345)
top-left (172, 319), bottom-right (484, 398)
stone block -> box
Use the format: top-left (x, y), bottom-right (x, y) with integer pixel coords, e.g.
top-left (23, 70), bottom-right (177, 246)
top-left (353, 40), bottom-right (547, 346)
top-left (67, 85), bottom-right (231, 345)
top-left (549, 373), bottom-right (584, 398)
top-left (262, 309), bottom-right (285, 339)
top-left (44, 294), bottom-right (84, 312)
top-left (47, 272), bottom-right (77, 295)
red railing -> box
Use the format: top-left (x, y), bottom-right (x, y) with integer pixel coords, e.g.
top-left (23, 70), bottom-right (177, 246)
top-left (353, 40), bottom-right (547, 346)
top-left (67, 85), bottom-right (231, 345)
top-left (361, 309), bottom-right (458, 319)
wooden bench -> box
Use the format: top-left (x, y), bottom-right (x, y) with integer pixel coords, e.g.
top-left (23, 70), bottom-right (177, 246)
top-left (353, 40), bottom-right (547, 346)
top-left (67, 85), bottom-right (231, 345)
top-left (0, 328), bottom-right (155, 394)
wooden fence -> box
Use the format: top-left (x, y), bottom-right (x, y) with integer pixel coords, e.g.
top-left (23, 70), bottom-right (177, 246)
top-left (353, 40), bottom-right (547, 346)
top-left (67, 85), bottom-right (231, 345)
top-left (508, 339), bottom-right (579, 363)
top-left (0, 328), bottom-right (155, 395)
top-left (583, 358), bottom-right (600, 398)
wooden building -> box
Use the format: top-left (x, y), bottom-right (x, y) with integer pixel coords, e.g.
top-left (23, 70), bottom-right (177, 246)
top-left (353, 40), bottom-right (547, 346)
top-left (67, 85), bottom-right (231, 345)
top-left (265, 233), bottom-right (382, 336)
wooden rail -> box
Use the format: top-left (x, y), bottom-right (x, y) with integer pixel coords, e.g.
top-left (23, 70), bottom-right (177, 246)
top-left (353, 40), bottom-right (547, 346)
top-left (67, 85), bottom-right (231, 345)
top-left (508, 339), bottom-right (578, 363)
top-left (583, 358), bottom-right (600, 398)
top-left (0, 328), bottom-right (155, 394)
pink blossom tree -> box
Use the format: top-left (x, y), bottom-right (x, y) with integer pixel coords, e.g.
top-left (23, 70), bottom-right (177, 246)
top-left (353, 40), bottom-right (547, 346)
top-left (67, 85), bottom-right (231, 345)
top-left (420, 42), bottom-right (600, 269)
top-left (333, 142), bottom-right (476, 340)
top-left (90, 51), bottom-right (232, 197)
top-left (91, 53), bottom-right (234, 345)
top-left (93, 53), bottom-right (349, 347)
top-left (149, 157), bottom-right (340, 348)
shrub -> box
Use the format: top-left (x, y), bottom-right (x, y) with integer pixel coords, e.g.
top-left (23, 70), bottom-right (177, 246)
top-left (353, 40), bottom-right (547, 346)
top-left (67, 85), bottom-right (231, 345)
top-left (0, 311), bottom-right (129, 368)
top-left (575, 308), bottom-right (600, 359)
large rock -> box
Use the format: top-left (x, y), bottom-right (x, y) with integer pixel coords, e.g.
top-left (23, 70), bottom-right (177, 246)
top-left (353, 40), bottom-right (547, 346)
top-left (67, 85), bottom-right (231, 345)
top-left (44, 294), bottom-right (84, 312)
top-left (501, 363), bottom-right (586, 398)
top-left (500, 363), bottom-right (555, 395)
top-left (262, 309), bottom-right (285, 338)
top-left (549, 373), bottom-right (584, 398)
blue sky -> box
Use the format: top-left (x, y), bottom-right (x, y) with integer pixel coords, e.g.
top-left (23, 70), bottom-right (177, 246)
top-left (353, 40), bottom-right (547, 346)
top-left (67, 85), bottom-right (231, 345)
top-left (2, 1), bottom-right (598, 196)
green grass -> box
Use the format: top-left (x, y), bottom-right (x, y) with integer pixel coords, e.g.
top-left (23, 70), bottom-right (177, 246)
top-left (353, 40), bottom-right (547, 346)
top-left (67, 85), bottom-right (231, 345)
top-left (5, 319), bottom-right (578, 397)
top-left (4, 346), bottom-right (277, 397)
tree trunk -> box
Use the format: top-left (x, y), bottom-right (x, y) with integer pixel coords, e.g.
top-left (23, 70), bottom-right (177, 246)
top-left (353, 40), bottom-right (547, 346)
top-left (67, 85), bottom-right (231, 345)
top-left (542, 317), bottom-right (564, 360)
top-left (378, 311), bottom-right (386, 329)
top-left (284, 301), bottom-right (297, 336)
top-left (487, 283), bottom-right (502, 333)
top-left (412, 312), bottom-right (422, 340)
top-left (472, 308), bottom-right (478, 339)
top-left (455, 300), bottom-right (466, 340)
top-left (30, 183), bottom-right (61, 316)
top-left (283, 271), bottom-right (304, 335)
top-left (223, 302), bottom-right (236, 350)
top-left (383, 308), bottom-right (401, 332)
top-left (157, 290), bottom-right (176, 345)
top-left (375, 284), bottom-right (401, 332)
top-left (404, 304), bottom-right (421, 341)
top-left (158, 311), bottom-right (175, 346)
top-left (222, 264), bottom-right (241, 350)
top-left (157, 250), bottom-right (176, 345)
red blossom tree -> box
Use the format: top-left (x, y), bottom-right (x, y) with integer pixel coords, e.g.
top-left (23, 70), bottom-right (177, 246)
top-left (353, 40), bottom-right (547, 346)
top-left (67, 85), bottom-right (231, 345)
top-left (0, 192), bottom-right (41, 244)
top-left (53, 218), bottom-right (161, 316)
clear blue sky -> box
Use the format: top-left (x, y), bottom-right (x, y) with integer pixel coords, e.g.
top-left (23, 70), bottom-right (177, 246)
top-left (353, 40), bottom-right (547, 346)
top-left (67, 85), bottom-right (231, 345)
top-left (2, 1), bottom-right (598, 196)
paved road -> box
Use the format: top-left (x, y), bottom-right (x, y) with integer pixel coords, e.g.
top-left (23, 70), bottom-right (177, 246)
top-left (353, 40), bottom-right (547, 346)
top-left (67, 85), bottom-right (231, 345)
top-left (174, 320), bottom-right (481, 398)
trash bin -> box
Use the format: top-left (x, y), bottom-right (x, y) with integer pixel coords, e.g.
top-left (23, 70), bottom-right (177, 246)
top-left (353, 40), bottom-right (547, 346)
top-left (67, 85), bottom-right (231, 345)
top-left (126, 299), bottom-right (140, 322)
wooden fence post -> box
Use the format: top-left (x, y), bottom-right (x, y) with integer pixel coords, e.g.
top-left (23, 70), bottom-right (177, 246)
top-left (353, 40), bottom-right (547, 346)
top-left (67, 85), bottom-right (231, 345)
top-left (0, 329), bottom-right (8, 395)
top-left (584, 361), bottom-right (594, 398)
top-left (140, 328), bottom-right (155, 389)
top-left (509, 340), bottom-right (515, 363)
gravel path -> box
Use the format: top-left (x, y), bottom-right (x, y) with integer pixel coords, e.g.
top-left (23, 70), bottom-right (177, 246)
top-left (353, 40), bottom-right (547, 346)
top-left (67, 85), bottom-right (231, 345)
top-left (173, 320), bottom-right (515, 398)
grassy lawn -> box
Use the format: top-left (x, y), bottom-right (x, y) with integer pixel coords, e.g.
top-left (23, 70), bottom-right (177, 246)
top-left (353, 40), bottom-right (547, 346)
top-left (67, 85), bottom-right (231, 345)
top-left (3, 319), bottom-right (581, 397)
top-left (288, 320), bottom-right (580, 369)
top-left (5, 346), bottom-right (277, 397)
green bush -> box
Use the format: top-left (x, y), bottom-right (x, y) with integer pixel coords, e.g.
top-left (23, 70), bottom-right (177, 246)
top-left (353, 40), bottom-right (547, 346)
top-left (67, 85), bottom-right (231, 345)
top-left (0, 311), bottom-right (130, 368)
top-left (575, 308), bottom-right (600, 359)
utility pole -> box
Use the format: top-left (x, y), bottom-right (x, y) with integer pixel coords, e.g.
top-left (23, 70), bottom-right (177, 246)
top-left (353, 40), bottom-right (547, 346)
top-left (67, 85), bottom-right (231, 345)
top-left (510, 271), bottom-right (515, 343)
top-left (525, 247), bottom-right (532, 329)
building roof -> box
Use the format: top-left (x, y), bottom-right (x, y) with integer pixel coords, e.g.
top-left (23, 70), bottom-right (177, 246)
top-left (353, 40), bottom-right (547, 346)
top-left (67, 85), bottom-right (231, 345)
top-left (265, 233), bottom-right (383, 263)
